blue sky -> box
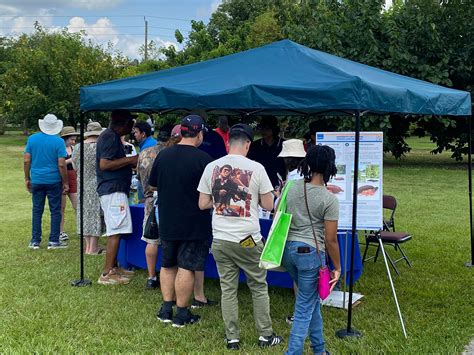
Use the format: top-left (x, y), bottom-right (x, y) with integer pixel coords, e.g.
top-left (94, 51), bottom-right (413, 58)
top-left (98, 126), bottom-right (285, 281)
top-left (0, 0), bottom-right (222, 58)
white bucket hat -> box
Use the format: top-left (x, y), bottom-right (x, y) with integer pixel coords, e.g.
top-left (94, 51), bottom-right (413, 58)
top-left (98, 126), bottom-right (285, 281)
top-left (278, 139), bottom-right (306, 158)
top-left (38, 114), bottom-right (63, 136)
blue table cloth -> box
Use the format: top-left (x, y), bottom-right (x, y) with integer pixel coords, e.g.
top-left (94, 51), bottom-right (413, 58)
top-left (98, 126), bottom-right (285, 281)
top-left (118, 204), bottom-right (363, 288)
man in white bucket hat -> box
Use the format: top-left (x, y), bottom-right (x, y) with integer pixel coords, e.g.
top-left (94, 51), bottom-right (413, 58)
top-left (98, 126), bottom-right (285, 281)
top-left (24, 114), bottom-right (69, 250)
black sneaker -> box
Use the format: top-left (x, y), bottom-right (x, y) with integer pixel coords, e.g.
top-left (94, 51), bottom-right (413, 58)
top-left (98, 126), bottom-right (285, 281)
top-left (191, 298), bottom-right (218, 309)
top-left (172, 311), bottom-right (200, 328)
top-left (258, 333), bottom-right (283, 348)
top-left (156, 306), bottom-right (173, 324)
top-left (226, 339), bottom-right (240, 350)
top-left (285, 314), bottom-right (294, 325)
top-left (146, 278), bottom-right (159, 290)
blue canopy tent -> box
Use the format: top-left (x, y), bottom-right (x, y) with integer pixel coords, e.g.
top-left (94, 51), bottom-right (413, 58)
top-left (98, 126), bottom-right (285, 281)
top-left (80, 39), bottom-right (470, 116)
top-left (78, 40), bottom-right (472, 338)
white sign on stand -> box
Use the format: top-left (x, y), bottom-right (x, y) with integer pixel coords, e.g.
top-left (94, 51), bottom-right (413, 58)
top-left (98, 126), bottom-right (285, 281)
top-left (316, 132), bottom-right (383, 231)
top-left (322, 291), bottom-right (364, 309)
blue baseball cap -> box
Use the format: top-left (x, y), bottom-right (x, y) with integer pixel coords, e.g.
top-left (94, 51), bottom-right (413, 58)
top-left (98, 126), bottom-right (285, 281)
top-left (180, 115), bottom-right (206, 133)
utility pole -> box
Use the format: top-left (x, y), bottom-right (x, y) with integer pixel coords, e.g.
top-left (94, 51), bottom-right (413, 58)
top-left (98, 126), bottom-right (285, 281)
top-left (144, 16), bottom-right (148, 61)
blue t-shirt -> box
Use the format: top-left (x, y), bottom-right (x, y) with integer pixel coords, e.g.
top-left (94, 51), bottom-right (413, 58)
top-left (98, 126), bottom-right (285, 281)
top-left (139, 136), bottom-right (157, 151)
top-left (199, 129), bottom-right (226, 161)
top-left (24, 132), bottom-right (67, 184)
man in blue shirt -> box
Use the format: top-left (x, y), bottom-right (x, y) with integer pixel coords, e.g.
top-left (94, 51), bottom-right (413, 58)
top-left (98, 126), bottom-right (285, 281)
top-left (133, 121), bottom-right (157, 152)
top-left (24, 114), bottom-right (69, 250)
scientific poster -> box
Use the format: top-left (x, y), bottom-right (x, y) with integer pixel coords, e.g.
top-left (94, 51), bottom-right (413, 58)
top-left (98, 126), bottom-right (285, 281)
top-left (316, 132), bottom-right (383, 230)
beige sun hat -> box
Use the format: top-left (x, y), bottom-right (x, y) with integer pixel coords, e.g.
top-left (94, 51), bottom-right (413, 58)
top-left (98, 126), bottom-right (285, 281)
top-left (84, 122), bottom-right (104, 137)
top-left (60, 126), bottom-right (79, 138)
top-left (278, 139), bottom-right (306, 158)
top-left (38, 114), bottom-right (63, 136)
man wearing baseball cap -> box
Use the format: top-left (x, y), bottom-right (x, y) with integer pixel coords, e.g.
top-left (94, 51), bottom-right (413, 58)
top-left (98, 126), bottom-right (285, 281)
top-left (96, 109), bottom-right (138, 285)
top-left (198, 123), bottom-right (283, 350)
top-left (24, 114), bottom-right (69, 250)
top-left (149, 114), bottom-right (213, 327)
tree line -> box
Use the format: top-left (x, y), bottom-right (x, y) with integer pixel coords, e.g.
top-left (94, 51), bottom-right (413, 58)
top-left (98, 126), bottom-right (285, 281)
top-left (0, 0), bottom-right (472, 159)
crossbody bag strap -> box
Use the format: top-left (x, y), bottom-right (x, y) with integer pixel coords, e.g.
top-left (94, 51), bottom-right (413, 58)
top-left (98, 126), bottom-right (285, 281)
top-left (303, 182), bottom-right (324, 266)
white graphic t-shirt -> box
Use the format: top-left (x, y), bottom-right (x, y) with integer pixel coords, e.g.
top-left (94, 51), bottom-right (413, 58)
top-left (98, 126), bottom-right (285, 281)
top-left (198, 154), bottom-right (273, 243)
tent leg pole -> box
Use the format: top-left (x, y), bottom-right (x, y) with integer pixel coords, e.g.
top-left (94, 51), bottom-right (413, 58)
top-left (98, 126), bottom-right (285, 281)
top-left (466, 114), bottom-right (474, 268)
top-left (72, 112), bottom-right (92, 287)
top-left (378, 238), bottom-right (407, 338)
top-left (336, 111), bottom-right (362, 339)
top-left (343, 231), bottom-right (349, 309)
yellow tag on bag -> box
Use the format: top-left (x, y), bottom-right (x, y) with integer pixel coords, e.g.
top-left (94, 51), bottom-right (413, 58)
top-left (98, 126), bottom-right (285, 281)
top-left (239, 235), bottom-right (257, 248)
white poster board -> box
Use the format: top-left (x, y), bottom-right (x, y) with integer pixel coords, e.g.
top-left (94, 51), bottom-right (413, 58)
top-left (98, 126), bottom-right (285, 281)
top-left (316, 132), bottom-right (383, 231)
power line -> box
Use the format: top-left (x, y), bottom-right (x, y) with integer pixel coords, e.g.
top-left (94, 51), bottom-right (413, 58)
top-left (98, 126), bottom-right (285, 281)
top-left (0, 32), bottom-right (178, 39)
top-left (0, 25), bottom-right (190, 32)
top-left (0, 15), bottom-right (194, 22)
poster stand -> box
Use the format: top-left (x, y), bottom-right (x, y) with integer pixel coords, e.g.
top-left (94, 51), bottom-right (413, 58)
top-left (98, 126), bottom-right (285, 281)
top-left (378, 236), bottom-right (407, 338)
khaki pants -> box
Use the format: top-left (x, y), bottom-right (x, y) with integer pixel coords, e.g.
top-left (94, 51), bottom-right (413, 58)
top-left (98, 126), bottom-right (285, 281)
top-left (211, 239), bottom-right (273, 340)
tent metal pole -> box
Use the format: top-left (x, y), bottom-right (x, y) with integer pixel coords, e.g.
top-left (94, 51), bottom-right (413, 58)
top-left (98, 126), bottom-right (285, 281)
top-left (378, 237), bottom-right (407, 337)
top-left (467, 114), bottom-right (474, 268)
top-left (336, 111), bottom-right (362, 338)
top-left (343, 231), bottom-right (348, 309)
top-left (71, 112), bottom-right (92, 287)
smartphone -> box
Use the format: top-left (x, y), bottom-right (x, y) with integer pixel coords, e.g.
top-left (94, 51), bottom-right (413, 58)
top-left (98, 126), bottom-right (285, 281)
top-left (297, 246), bottom-right (311, 254)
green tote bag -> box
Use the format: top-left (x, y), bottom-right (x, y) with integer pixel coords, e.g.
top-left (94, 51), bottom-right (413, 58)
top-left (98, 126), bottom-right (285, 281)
top-left (259, 180), bottom-right (294, 270)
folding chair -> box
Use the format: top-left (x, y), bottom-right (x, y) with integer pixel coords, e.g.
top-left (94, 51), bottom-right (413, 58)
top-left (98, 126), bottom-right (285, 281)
top-left (363, 195), bottom-right (413, 275)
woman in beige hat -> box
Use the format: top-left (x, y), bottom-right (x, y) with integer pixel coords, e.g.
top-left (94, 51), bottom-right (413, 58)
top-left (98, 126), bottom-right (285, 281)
top-left (59, 126), bottom-right (79, 241)
top-left (72, 122), bottom-right (106, 254)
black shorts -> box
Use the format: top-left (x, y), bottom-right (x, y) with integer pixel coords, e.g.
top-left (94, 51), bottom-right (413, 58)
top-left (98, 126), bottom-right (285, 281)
top-left (160, 239), bottom-right (209, 271)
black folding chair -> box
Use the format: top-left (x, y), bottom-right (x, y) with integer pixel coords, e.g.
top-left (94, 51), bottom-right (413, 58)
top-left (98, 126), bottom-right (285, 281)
top-left (363, 195), bottom-right (413, 275)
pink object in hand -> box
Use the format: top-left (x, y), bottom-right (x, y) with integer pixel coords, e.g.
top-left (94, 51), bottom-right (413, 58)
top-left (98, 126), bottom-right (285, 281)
top-left (318, 266), bottom-right (331, 300)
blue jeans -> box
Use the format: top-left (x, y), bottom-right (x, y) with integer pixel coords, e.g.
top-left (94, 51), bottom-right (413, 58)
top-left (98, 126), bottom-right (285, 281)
top-left (31, 183), bottom-right (62, 244)
top-left (281, 241), bottom-right (326, 355)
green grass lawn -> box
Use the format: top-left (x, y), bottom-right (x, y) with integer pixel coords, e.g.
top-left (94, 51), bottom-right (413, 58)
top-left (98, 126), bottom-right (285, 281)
top-left (0, 134), bottom-right (473, 353)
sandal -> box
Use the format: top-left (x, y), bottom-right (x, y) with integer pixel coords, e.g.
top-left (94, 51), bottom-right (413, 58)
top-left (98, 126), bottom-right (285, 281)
top-left (87, 248), bottom-right (106, 255)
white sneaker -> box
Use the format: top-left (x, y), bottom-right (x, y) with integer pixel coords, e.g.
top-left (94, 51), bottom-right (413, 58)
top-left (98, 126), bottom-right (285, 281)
top-left (47, 242), bottom-right (68, 250)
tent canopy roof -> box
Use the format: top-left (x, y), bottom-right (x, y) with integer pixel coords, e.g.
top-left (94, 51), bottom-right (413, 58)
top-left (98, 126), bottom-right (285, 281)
top-left (80, 40), bottom-right (471, 116)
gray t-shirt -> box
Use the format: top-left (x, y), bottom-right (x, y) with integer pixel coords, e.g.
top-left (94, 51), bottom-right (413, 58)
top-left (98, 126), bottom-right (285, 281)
top-left (286, 179), bottom-right (339, 252)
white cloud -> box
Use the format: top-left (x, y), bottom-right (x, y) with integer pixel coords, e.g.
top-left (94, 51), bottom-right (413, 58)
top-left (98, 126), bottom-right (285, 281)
top-left (0, 8), bottom-right (55, 35)
top-left (196, 0), bottom-right (222, 19)
top-left (211, 0), bottom-right (222, 12)
top-left (0, 0), bottom-right (181, 60)
top-left (66, 17), bottom-right (177, 60)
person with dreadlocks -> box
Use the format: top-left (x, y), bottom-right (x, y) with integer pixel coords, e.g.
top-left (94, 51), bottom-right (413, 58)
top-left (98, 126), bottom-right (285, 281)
top-left (281, 145), bottom-right (341, 355)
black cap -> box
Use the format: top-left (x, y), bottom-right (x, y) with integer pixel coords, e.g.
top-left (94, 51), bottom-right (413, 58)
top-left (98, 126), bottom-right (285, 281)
top-left (257, 115), bottom-right (278, 129)
top-left (230, 123), bottom-right (254, 142)
top-left (111, 109), bottom-right (137, 121)
top-left (180, 114), bottom-right (206, 133)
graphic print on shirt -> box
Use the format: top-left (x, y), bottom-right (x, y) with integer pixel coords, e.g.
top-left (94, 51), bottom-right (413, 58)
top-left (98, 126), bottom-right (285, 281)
top-left (211, 165), bottom-right (253, 217)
